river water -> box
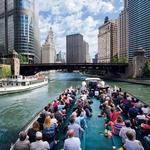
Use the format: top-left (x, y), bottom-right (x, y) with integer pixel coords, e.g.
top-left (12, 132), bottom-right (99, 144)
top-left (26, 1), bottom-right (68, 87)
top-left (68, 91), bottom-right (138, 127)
top-left (0, 72), bottom-right (150, 149)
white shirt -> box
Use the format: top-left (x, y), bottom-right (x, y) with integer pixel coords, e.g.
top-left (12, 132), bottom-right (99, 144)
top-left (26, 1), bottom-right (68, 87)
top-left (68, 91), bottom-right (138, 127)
top-left (30, 140), bottom-right (50, 150)
top-left (142, 107), bottom-right (150, 114)
top-left (64, 137), bottom-right (81, 150)
top-left (124, 139), bottom-right (144, 150)
top-left (119, 127), bottom-right (136, 143)
top-left (136, 114), bottom-right (146, 120)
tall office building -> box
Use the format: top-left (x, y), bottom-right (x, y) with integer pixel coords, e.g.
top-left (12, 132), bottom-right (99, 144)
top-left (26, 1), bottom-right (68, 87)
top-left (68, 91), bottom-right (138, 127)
top-left (98, 17), bottom-right (118, 63)
top-left (128, 0), bottom-right (150, 61)
top-left (66, 34), bottom-right (87, 63)
top-left (0, 0), bottom-right (40, 63)
top-left (84, 41), bottom-right (91, 63)
top-left (42, 27), bottom-right (56, 63)
top-left (118, 0), bottom-right (128, 60)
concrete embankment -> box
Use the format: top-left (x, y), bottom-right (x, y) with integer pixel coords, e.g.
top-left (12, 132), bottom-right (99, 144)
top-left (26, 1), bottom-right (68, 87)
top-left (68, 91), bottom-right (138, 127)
top-left (105, 78), bottom-right (150, 86)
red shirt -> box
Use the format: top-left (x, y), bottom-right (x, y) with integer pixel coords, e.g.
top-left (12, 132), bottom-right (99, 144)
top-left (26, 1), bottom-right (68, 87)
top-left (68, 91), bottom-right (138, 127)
top-left (110, 111), bottom-right (121, 122)
top-left (142, 124), bottom-right (150, 129)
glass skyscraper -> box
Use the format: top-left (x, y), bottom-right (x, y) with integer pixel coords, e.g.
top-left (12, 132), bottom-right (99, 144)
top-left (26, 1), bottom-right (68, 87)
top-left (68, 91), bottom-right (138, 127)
top-left (0, 0), bottom-right (40, 63)
top-left (128, 0), bottom-right (150, 61)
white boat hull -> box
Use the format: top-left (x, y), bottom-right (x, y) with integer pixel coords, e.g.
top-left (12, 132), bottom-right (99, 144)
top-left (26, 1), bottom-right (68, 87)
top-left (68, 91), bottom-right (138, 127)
top-left (0, 80), bottom-right (48, 95)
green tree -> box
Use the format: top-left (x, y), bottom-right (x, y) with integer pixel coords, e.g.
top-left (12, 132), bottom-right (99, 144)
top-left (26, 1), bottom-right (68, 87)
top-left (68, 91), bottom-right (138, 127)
top-left (112, 55), bottom-right (119, 63)
top-left (143, 60), bottom-right (150, 76)
top-left (0, 65), bottom-right (11, 78)
top-left (18, 54), bottom-right (28, 64)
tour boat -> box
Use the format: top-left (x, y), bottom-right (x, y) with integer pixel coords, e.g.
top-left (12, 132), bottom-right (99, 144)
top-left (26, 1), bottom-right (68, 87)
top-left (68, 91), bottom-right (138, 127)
top-left (10, 81), bottom-right (150, 150)
top-left (0, 75), bottom-right (48, 95)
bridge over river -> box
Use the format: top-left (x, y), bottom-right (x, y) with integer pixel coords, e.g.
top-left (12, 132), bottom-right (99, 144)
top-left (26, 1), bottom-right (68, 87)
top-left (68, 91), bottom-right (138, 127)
top-left (20, 63), bottom-right (128, 75)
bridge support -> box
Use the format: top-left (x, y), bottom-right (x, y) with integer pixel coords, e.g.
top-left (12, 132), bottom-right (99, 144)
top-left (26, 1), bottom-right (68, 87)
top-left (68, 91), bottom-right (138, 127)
top-left (126, 48), bottom-right (146, 78)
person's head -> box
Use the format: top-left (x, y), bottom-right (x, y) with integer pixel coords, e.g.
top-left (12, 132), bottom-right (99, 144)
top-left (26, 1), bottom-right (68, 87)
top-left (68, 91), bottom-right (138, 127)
top-left (117, 116), bottom-right (123, 123)
top-left (40, 113), bottom-right (45, 119)
top-left (36, 131), bottom-right (42, 140)
top-left (126, 131), bottom-right (134, 141)
top-left (70, 117), bottom-right (75, 124)
top-left (125, 120), bottom-right (131, 127)
top-left (43, 116), bottom-right (51, 128)
top-left (67, 129), bottom-right (75, 138)
top-left (44, 106), bottom-right (48, 111)
top-left (144, 104), bottom-right (148, 108)
top-left (111, 108), bottom-right (115, 113)
top-left (32, 121), bottom-right (40, 131)
top-left (19, 131), bottom-right (27, 141)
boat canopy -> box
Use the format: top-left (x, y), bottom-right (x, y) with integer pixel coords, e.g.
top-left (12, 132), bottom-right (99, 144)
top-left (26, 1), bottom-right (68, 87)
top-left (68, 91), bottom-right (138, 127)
top-left (85, 78), bottom-right (101, 82)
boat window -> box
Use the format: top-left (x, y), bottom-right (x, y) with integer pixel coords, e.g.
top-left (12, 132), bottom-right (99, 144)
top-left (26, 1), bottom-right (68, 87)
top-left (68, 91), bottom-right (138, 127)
top-left (22, 82), bottom-right (25, 86)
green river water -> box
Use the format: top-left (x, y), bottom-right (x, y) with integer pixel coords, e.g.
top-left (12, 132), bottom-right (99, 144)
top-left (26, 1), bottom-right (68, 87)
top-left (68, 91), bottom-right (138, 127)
top-left (0, 72), bottom-right (150, 149)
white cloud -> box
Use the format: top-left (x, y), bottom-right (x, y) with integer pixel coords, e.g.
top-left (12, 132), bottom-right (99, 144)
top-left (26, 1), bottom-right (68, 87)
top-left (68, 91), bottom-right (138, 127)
top-left (37, 0), bottom-right (118, 58)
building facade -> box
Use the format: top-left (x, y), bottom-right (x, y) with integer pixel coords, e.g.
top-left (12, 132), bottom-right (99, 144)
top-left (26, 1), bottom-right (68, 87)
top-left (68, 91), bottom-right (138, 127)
top-left (98, 18), bottom-right (118, 63)
top-left (42, 27), bottom-right (56, 63)
top-left (84, 41), bottom-right (91, 63)
top-left (118, 0), bottom-right (128, 60)
top-left (128, 0), bottom-right (150, 61)
top-left (0, 0), bottom-right (40, 63)
top-left (66, 34), bottom-right (87, 63)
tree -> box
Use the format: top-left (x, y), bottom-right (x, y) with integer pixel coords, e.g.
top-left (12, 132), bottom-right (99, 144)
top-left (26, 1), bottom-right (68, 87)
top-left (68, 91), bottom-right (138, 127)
top-left (18, 54), bottom-right (28, 64)
top-left (143, 60), bottom-right (150, 76)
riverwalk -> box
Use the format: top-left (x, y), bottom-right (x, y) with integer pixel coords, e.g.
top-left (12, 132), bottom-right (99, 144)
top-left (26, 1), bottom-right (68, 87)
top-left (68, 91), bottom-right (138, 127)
top-left (107, 78), bottom-right (150, 86)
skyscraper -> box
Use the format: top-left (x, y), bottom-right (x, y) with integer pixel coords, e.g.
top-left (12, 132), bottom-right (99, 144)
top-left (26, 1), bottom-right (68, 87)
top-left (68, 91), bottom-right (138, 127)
top-left (118, 0), bottom-right (128, 60)
top-left (98, 17), bottom-right (118, 63)
top-left (42, 27), bottom-right (56, 63)
top-left (66, 34), bottom-right (87, 63)
top-left (128, 0), bottom-right (150, 61)
top-left (0, 0), bottom-right (40, 63)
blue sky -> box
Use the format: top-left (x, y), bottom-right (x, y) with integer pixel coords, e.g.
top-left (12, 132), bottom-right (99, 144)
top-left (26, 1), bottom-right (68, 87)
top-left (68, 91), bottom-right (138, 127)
top-left (38, 0), bottom-right (123, 58)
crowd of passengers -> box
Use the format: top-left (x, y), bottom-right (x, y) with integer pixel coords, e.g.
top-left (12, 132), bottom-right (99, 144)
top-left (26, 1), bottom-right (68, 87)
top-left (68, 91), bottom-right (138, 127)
top-left (98, 87), bottom-right (150, 150)
top-left (13, 87), bottom-right (92, 150)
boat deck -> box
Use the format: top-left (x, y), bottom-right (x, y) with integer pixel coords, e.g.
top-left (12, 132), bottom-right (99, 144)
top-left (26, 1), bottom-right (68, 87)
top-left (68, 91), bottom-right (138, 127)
top-left (84, 98), bottom-right (113, 150)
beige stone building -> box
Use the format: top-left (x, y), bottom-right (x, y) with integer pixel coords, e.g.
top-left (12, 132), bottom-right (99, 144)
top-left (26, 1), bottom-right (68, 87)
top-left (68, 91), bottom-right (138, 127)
top-left (118, 0), bottom-right (128, 60)
top-left (42, 27), bottom-right (56, 63)
top-left (98, 18), bottom-right (118, 63)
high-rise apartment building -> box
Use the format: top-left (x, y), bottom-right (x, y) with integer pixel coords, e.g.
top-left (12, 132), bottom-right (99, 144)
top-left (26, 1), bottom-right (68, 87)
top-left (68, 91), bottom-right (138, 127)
top-left (0, 0), bottom-right (40, 63)
top-left (42, 27), bottom-right (56, 63)
top-left (66, 34), bottom-right (87, 63)
top-left (128, 0), bottom-right (150, 61)
top-left (118, 0), bottom-right (128, 60)
top-left (98, 17), bottom-right (118, 63)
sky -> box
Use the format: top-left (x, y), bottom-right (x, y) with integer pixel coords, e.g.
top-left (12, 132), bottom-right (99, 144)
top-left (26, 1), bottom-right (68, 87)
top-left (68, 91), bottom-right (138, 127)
top-left (38, 0), bottom-right (123, 58)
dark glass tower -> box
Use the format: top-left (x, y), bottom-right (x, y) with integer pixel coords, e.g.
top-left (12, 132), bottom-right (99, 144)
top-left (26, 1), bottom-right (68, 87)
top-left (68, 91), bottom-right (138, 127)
top-left (128, 0), bottom-right (150, 61)
top-left (0, 0), bottom-right (40, 63)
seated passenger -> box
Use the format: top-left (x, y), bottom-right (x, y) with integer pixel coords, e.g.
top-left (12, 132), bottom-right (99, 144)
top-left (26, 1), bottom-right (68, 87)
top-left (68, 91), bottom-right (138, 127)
top-left (13, 131), bottom-right (30, 150)
top-left (109, 108), bottom-right (121, 122)
top-left (30, 131), bottom-right (50, 150)
top-left (64, 129), bottom-right (81, 150)
top-left (42, 116), bottom-right (57, 144)
top-left (37, 113), bottom-right (46, 130)
top-left (141, 105), bottom-right (150, 115)
top-left (42, 106), bottom-right (51, 117)
top-left (68, 117), bottom-right (84, 138)
top-left (27, 121), bottom-right (40, 143)
top-left (119, 120), bottom-right (136, 143)
top-left (141, 120), bottom-right (150, 130)
top-left (123, 131), bottom-right (144, 150)
top-left (113, 116), bottom-right (125, 135)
